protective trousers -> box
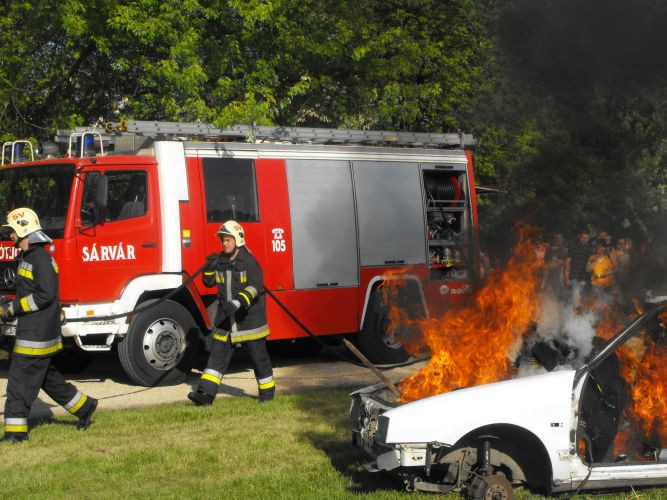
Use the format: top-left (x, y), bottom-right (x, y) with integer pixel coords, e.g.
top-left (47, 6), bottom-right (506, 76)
top-left (4, 355), bottom-right (96, 439)
top-left (196, 335), bottom-right (275, 402)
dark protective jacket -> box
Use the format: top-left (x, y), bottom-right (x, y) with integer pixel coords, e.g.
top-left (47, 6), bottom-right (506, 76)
top-left (203, 246), bottom-right (269, 343)
top-left (9, 244), bottom-right (63, 357)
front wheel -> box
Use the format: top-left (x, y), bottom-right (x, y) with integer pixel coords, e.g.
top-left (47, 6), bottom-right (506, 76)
top-left (118, 300), bottom-right (199, 386)
top-left (467, 474), bottom-right (513, 500)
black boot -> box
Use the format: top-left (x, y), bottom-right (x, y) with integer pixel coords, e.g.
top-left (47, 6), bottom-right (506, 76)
top-left (188, 390), bottom-right (214, 406)
top-left (258, 389), bottom-right (275, 404)
top-left (0, 433), bottom-right (28, 443)
top-left (77, 398), bottom-right (98, 430)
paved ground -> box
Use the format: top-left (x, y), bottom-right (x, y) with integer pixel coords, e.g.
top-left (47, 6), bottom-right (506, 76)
top-left (0, 343), bottom-right (424, 421)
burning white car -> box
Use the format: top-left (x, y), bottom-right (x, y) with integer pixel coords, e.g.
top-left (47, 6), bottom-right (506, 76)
top-left (350, 299), bottom-right (667, 498)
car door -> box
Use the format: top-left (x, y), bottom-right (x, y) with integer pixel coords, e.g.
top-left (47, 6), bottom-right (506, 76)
top-left (571, 305), bottom-right (667, 489)
top-left (75, 166), bottom-right (161, 303)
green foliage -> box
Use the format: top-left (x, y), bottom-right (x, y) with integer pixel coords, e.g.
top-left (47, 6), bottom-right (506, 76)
top-left (0, 389), bottom-right (434, 498)
top-left (0, 0), bottom-right (492, 132)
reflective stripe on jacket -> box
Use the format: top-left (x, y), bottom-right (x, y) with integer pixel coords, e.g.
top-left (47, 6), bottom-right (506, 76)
top-left (10, 245), bottom-right (63, 358)
top-left (202, 247), bottom-right (269, 343)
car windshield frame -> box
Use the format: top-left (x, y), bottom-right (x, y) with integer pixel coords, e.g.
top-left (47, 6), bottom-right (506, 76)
top-left (0, 163), bottom-right (76, 240)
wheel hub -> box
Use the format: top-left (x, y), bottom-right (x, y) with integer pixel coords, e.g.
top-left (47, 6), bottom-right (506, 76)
top-left (142, 318), bottom-right (186, 371)
top-left (379, 316), bottom-right (402, 349)
top-left (467, 474), bottom-right (513, 500)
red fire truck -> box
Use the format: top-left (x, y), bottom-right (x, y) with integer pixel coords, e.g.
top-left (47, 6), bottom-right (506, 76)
top-left (0, 121), bottom-right (479, 386)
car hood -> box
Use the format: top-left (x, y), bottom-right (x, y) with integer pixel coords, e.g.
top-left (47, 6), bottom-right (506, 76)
top-left (382, 369), bottom-right (577, 445)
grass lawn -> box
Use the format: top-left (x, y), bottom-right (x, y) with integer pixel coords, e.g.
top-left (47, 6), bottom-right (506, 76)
top-left (0, 388), bottom-right (664, 499)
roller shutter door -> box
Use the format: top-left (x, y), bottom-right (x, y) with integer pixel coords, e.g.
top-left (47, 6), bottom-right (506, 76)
top-left (353, 161), bottom-right (426, 266)
top-left (286, 159), bottom-right (359, 289)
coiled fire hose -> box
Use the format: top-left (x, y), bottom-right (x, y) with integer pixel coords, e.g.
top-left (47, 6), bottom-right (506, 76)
top-left (55, 255), bottom-right (426, 374)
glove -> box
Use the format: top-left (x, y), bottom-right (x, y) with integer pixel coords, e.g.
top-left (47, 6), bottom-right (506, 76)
top-left (204, 253), bottom-right (220, 274)
top-left (217, 300), bottom-right (240, 321)
top-left (0, 303), bottom-right (13, 319)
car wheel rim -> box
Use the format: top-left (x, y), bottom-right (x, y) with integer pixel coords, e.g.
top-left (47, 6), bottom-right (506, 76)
top-left (142, 318), bottom-right (186, 371)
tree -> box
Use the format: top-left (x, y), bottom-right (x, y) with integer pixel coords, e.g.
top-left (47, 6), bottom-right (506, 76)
top-left (0, 0), bottom-right (493, 138)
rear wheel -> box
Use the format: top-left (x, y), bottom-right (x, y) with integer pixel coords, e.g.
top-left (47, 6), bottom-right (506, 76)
top-left (357, 290), bottom-right (409, 364)
top-left (118, 300), bottom-right (199, 386)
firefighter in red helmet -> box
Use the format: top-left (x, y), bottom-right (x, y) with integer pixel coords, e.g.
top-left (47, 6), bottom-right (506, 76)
top-left (188, 220), bottom-right (275, 405)
top-left (0, 208), bottom-right (97, 442)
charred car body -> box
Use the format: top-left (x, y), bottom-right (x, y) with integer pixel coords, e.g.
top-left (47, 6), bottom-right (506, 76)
top-left (350, 298), bottom-right (667, 497)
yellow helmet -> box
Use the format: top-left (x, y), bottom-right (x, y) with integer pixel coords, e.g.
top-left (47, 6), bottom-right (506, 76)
top-left (3, 208), bottom-right (42, 239)
top-left (216, 220), bottom-right (245, 247)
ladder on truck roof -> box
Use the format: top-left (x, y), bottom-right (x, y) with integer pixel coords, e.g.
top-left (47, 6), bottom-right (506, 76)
top-left (54, 120), bottom-right (475, 151)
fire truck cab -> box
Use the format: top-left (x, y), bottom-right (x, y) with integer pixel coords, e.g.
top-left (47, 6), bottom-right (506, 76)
top-left (0, 122), bottom-right (479, 386)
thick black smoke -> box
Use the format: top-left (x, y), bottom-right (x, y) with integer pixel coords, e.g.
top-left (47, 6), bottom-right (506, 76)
top-left (478, 0), bottom-right (666, 281)
top-left (496, 0), bottom-right (667, 97)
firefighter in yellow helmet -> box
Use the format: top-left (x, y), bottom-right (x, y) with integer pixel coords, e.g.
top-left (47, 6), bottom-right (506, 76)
top-left (0, 208), bottom-right (97, 443)
top-left (188, 220), bottom-right (275, 405)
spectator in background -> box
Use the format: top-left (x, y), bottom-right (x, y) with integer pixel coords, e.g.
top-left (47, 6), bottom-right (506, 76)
top-left (566, 226), bottom-right (592, 306)
top-left (612, 237), bottom-right (635, 304)
top-left (587, 239), bottom-right (615, 301)
top-left (534, 236), bottom-right (548, 263)
top-left (596, 230), bottom-right (613, 257)
top-left (612, 238), bottom-right (631, 270)
top-left (534, 235), bottom-right (549, 285)
top-left (479, 249), bottom-right (494, 279)
top-left (541, 232), bottom-right (569, 300)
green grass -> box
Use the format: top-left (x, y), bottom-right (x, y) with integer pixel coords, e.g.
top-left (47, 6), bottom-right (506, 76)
top-left (0, 388), bottom-right (664, 499)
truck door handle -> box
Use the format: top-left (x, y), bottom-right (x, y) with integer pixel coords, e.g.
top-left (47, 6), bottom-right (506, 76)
top-left (384, 260), bottom-right (405, 265)
top-left (316, 282), bottom-right (338, 287)
top-left (141, 242), bottom-right (157, 248)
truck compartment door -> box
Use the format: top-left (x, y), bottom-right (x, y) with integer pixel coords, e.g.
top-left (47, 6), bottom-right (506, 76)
top-left (353, 161), bottom-right (426, 266)
top-left (286, 159), bottom-right (358, 289)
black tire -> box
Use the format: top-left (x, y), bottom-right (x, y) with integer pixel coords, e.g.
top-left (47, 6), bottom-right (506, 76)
top-left (357, 290), bottom-right (409, 364)
top-left (52, 348), bottom-right (96, 374)
top-left (118, 300), bottom-right (199, 386)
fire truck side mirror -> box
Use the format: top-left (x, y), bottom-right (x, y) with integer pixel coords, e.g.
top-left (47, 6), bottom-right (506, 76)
top-left (93, 174), bottom-right (108, 212)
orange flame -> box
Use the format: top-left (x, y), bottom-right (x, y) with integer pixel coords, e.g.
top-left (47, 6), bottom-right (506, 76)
top-left (604, 308), bottom-right (666, 453)
top-left (390, 225), bottom-right (542, 402)
top-left (624, 338), bottom-right (667, 445)
top-left (612, 430), bottom-right (633, 459)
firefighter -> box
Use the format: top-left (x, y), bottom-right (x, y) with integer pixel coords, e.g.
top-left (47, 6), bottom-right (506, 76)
top-left (0, 208), bottom-right (98, 443)
top-left (188, 220), bottom-right (275, 405)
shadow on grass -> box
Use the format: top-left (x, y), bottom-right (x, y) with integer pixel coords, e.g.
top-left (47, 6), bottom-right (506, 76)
top-left (294, 387), bottom-right (407, 495)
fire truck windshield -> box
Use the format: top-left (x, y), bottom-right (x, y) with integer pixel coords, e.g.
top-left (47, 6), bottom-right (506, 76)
top-left (0, 164), bottom-right (75, 240)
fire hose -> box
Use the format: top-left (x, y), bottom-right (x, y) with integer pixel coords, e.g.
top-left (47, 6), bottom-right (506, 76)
top-left (35, 254), bottom-right (427, 373)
